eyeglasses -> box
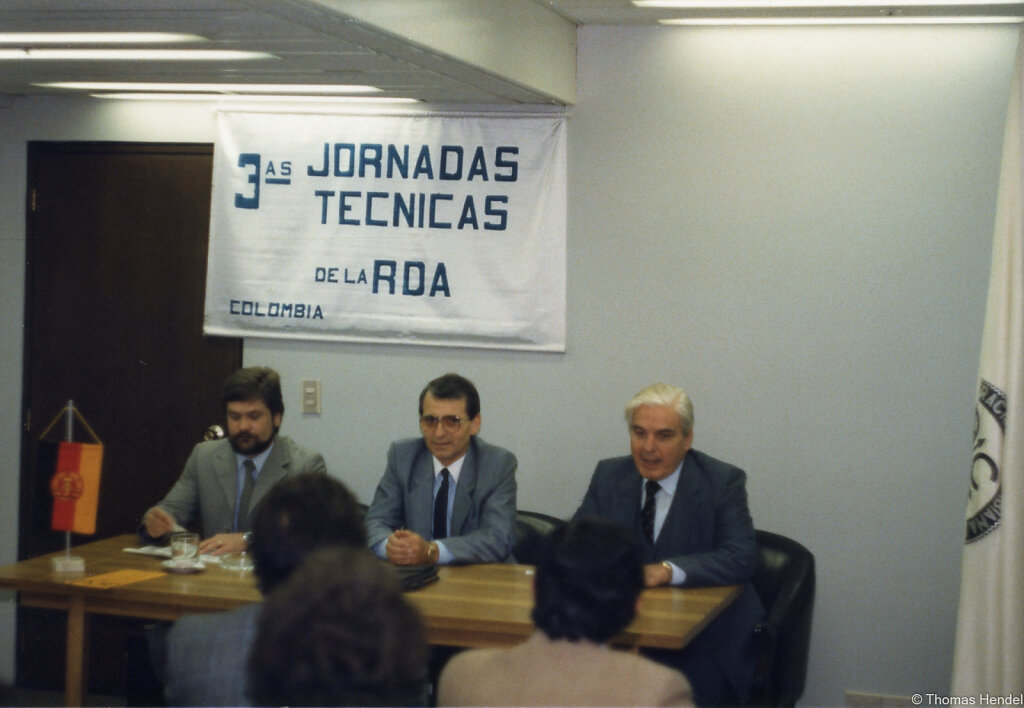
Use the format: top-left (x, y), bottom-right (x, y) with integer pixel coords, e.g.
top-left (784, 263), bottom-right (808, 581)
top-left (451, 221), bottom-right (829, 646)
top-left (419, 415), bottom-right (468, 433)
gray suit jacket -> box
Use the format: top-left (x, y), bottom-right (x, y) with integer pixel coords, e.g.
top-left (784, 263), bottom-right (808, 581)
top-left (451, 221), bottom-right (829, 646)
top-left (151, 435), bottom-right (326, 538)
top-left (364, 436), bottom-right (517, 563)
top-left (164, 603), bottom-right (261, 707)
top-left (438, 631), bottom-right (693, 707)
top-left (575, 449), bottom-right (764, 702)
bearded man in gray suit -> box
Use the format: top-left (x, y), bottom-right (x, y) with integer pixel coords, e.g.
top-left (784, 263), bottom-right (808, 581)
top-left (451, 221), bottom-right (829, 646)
top-left (141, 366), bottom-right (327, 556)
top-left (575, 383), bottom-right (765, 708)
top-left (365, 372), bottom-right (517, 566)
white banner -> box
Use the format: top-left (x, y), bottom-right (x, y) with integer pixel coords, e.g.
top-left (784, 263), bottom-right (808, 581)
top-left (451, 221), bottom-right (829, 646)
top-left (204, 111), bottom-right (566, 351)
top-left (952, 28), bottom-right (1024, 698)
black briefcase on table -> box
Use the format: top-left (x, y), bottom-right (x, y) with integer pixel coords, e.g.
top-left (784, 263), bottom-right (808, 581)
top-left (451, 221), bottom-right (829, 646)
top-left (390, 562), bottom-right (440, 591)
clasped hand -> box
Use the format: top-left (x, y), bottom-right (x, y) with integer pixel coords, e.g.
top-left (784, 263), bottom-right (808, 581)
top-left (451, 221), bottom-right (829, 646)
top-left (385, 529), bottom-right (430, 565)
top-left (643, 562), bottom-right (673, 587)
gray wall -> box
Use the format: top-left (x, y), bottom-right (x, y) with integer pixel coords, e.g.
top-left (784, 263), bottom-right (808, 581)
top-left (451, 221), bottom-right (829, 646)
top-left (0, 24), bottom-right (1017, 705)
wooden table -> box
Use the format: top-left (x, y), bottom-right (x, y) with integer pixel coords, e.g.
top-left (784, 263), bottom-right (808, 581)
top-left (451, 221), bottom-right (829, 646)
top-left (0, 534), bottom-right (740, 706)
top-left (411, 562), bottom-right (740, 650)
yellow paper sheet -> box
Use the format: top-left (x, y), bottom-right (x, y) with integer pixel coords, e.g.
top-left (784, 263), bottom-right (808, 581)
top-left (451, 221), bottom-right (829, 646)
top-left (68, 569), bottom-right (164, 589)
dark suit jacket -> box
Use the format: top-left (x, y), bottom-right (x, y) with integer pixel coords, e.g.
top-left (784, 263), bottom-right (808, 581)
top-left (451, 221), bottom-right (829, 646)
top-left (164, 603), bottom-right (261, 707)
top-left (364, 436), bottom-right (517, 563)
top-left (575, 449), bottom-right (764, 702)
top-left (150, 435), bottom-right (326, 539)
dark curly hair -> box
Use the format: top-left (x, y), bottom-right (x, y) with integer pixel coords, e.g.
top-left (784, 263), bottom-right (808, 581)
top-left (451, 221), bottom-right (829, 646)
top-left (249, 472), bottom-right (367, 595)
top-left (222, 366), bottom-right (285, 417)
top-left (248, 546), bottom-right (428, 707)
top-left (531, 515), bottom-right (644, 643)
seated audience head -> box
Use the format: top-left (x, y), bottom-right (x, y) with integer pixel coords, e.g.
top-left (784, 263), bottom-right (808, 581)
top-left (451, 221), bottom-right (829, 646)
top-left (531, 515), bottom-right (644, 644)
top-left (249, 472), bottom-right (366, 594)
top-left (248, 546), bottom-right (428, 707)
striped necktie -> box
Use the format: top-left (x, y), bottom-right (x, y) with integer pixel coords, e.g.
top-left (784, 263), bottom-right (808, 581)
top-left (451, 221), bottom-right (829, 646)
top-left (641, 479), bottom-right (660, 543)
top-left (235, 458), bottom-right (256, 533)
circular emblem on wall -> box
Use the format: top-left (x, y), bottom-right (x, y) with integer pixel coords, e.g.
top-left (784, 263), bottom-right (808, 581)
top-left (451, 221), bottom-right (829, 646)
top-left (965, 379), bottom-right (1003, 543)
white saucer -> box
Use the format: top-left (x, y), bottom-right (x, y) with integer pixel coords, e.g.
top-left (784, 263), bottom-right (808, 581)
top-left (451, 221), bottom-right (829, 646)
top-left (162, 559), bottom-right (204, 573)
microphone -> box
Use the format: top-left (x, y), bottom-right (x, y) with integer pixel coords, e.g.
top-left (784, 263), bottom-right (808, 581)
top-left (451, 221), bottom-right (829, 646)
top-left (203, 425), bottom-right (225, 441)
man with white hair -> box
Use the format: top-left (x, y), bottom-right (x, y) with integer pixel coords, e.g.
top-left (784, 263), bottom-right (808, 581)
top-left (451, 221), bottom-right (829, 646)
top-left (575, 383), bottom-right (764, 707)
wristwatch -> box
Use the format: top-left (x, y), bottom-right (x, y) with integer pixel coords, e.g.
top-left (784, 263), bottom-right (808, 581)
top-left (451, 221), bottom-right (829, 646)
top-left (661, 561), bottom-right (674, 582)
top-left (427, 541), bottom-right (439, 564)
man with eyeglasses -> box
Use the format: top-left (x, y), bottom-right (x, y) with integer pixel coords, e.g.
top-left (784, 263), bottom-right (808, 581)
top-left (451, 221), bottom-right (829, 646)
top-left (364, 372), bottom-right (518, 566)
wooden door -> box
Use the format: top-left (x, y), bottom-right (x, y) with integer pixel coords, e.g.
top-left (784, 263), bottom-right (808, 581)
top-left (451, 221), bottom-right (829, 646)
top-left (19, 142), bottom-right (241, 695)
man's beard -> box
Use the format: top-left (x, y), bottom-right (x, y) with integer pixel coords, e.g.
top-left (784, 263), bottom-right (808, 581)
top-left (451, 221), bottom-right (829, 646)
top-left (229, 427), bottom-right (278, 456)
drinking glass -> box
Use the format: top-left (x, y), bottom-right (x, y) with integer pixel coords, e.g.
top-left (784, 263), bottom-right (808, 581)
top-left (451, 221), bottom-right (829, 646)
top-left (170, 532), bottom-right (199, 565)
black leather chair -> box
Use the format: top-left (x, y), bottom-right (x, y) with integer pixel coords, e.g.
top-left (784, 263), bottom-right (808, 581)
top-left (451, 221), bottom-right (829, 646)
top-left (512, 510), bottom-right (566, 564)
top-left (748, 530), bottom-right (815, 707)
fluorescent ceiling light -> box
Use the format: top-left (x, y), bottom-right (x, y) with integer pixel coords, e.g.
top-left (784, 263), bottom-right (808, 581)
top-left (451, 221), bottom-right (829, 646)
top-left (635, 0), bottom-right (1024, 21)
top-left (90, 93), bottom-right (417, 103)
top-left (0, 48), bottom-right (275, 61)
top-left (636, 0), bottom-right (1024, 22)
top-left (0, 32), bottom-right (206, 44)
top-left (660, 13), bottom-right (1024, 20)
top-left (636, 0), bottom-right (1022, 4)
top-left (38, 82), bottom-right (382, 95)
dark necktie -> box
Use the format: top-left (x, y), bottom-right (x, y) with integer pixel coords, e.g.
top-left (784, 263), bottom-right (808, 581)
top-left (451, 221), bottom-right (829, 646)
top-left (235, 459), bottom-right (256, 533)
top-left (641, 479), bottom-right (660, 543)
top-left (433, 468), bottom-right (450, 540)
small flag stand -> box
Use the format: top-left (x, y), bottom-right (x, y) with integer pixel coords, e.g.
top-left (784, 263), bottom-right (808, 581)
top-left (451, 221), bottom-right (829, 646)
top-left (38, 400), bottom-right (104, 574)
